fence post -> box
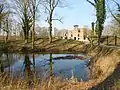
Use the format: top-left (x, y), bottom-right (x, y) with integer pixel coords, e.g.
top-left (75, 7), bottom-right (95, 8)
top-left (106, 36), bottom-right (108, 45)
top-left (115, 36), bottom-right (117, 46)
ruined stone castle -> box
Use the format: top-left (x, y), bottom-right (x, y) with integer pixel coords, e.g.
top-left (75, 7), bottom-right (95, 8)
top-left (63, 25), bottom-right (89, 42)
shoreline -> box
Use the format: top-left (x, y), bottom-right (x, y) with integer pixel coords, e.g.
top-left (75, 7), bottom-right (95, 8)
top-left (0, 38), bottom-right (86, 53)
top-left (0, 39), bottom-right (120, 89)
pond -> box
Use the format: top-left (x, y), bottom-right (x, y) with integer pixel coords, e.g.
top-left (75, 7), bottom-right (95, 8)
top-left (0, 53), bottom-right (90, 81)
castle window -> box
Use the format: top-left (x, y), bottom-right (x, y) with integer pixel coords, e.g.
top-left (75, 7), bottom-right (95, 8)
top-left (78, 34), bottom-right (80, 37)
top-left (78, 38), bottom-right (80, 40)
top-left (74, 37), bottom-right (76, 40)
top-left (78, 30), bottom-right (80, 32)
top-left (71, 34), bottom-right (73, 37)
top-left (84, 36), bottom-right (86, 40)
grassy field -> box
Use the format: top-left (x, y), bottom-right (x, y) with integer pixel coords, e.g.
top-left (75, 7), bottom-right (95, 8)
top-left (0, 38), bottom-right (85, 53)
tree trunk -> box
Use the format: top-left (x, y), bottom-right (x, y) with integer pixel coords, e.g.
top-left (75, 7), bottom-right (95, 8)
top-left (32, 24), bottom-right (35, 49)
top-left (49, 27), bottom-right (52, 43)
top-left (5, 32), bottom-right (9, 43)
top-left (97, 22), bottom-right (102, 46)
top-left (49, 14), bottom-right (52, 43)
top-left (98, 32), bottom-right (101, 46)
top-left (25, 31), bottom-right (29, 43)
top-left (24, 29), bottom-right (28, 43)
top-left (5, 16), bottom-right (9, 43)
top-left (32, 4), bottom-right (36, 49)
top-left (25, 32), bottom-right (28, 43)
top-left (25, 36), bottom-right (28, 43)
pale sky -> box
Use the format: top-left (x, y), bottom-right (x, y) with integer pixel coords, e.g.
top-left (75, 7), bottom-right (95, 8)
top-left (53, 0), bottom-right (96, 29)
top-left (40, 0), bottom-right (95, 29)
top-left (38, 0), bottom-right (120, 30)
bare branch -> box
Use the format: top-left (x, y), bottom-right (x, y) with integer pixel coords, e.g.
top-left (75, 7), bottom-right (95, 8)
top-left (86, 0), bottom-right (96, 7)
top-left (53, 0), bottom-right (60, 10)
top-left (42, 2), bottom-right (51, 14)
top-left (52, 17), bottom-right (63, 24)
top-left (106, 1), bottom-right (120, 24)
top-left (94, 0), bottom-right (98, 4)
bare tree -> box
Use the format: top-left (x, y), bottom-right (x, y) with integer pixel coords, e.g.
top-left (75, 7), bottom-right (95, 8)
top-left (0, 0), bottom-right (8, 33)
top-left (106, 0), bottom-right (120, 36)
top-left (108, 0), bottom-right (120, 24)
top-left (3, 15), bottom-right (9, 42)
top-left (0, 0), bottom-right (13, 42)
top-left (14, 0), bottom-right (33, 43)
top-left (13, 0), bottom-right (41, 46)
top-left (31, 0), bottom-right (36, 49)
top-left (29, 0), bottom-right (41, 49)
top-left (42, 0), bottom-right (65, 43)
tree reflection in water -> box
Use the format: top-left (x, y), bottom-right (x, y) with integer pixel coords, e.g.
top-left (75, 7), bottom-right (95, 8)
top-left (49, 53), bottom-right (53, 77)
top-left (48, 53), bottom-right (53, 87)
top-left (6, 53), bottom-right (10, 74)
top-left (0, 53), bottom-right (11, 74)
top-left (0, 60), bottom-right (4, 73)
top-left (32, 53), bottom-right (35, 73)
top-left (0, 52), bottom-right (4, 73)
top-left (23, 54), bottom-right (33, 85)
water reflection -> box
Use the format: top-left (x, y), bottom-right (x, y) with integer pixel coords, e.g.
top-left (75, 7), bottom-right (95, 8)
top-left (23, 54), bottom-right (32, 77)
top-left (0, 53), bottom-right (3, 73)
top-left (23, 54), bottom-right (36, 85)
top-left (32, 54), bottom-right (35, 73)
top-left (23, 53), bottom-right (54, 83)
top-left (0, 53), bottom-right (11, 73)
top-left (6, 53), bottom-right (10, 73)
top-left (0, 60), bottom-right (4, 73)
top-left (49, 53), bottom-right (53, 77)
top-left (0, 53), bottom-right (89, 81)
